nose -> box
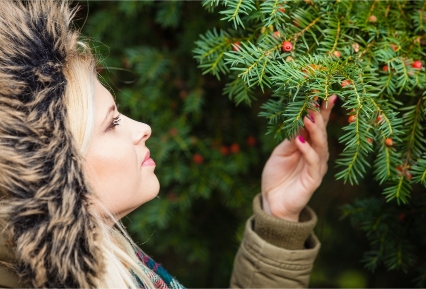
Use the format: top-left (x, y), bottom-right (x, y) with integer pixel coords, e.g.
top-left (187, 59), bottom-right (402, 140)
top-left (130, 119), bottom-right (151, 145)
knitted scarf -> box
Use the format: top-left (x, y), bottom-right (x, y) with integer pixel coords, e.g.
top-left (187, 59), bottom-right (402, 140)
top-left (132, 249), bottom-right (185, 289)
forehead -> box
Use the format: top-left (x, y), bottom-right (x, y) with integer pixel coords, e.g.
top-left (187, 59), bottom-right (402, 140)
top-left (94, 80), bottom-right (115, 112)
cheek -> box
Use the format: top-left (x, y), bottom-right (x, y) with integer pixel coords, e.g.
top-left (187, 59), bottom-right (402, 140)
top-left (84, 141), bottom-right (139, 206)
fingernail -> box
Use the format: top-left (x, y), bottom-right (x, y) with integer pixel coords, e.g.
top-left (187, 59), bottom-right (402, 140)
top-left (298, 135), bottom-right (305, 143)
top-left (310, 114), bottom-right (315, 123)
top-left (314, 103), bottom-right (319, 108)
top-left (333, 95), bottom-right (338, 103)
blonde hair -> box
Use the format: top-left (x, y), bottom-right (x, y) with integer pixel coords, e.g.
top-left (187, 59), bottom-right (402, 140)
top-left (64, 40), bottom-right (156, 289)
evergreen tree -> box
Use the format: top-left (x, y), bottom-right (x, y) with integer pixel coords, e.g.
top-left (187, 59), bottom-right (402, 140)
top-left (194, 0), bottom-right (426, 286)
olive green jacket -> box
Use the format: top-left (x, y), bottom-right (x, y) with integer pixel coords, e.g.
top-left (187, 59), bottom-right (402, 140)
top-left (0, 194), bottom-right (320, 288)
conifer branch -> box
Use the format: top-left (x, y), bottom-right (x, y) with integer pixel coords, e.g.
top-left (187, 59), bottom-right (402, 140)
top-left (202, 0), bottom-right (220, 12)
top-left (402, 99), bottom-right (424, 163)
top-left (260, 0), bottom-right (288, 27)
top-left (411, 155), bottom-right (426, 186)
top-left (223, 74), bottom-right (255, 105)
top-left (193, 29), bottom-right (231, 79)
top-left (330, 18), bottom-right (341, 54)
top-left (380, 71), bottom-right (393, 94)
top-left (196, 30), bottom-right (229, 61)
top-left (383, 177), bottom-right (411, 204)
top-left (219, 0), bottom-right (256, 29)
top-left (369, 99), bottom-right (397, 137)
top-left (283, 98), bottom-right (308, 139)
top-left (230, 0), bottom-right (243, 23)
top-left (292, 16), bottom-right (321, 43)
top-left (357, 41), bottom-right (375, 59)
top-left (373, 138), bottom-right (394, 185)
top-left (195, 0), bottom-right (426, 204)
top-left (225, 41), bottom-right (281, 88)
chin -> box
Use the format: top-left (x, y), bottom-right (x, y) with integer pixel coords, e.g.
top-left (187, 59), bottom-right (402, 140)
top-left (143, 177), bottom-right (160, 204)
top-left (118, 181), bottom-right (160, 220)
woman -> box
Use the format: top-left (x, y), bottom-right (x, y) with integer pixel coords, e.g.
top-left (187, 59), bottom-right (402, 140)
top-left (0, 1), bottom-right (335, 288)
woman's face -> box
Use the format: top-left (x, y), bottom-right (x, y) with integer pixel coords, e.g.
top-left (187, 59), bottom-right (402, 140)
top-left (84, 79), bottom-right (159, 219)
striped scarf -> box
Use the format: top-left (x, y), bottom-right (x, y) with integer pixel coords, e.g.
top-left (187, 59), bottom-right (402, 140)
top-left (132, 249), bottom-right (185, 289)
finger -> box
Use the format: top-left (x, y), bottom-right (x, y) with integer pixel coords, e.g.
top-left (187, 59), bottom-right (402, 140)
top-left (294, 134), bottom-right (322, 182)
top-left (303, 114), bottom-right (328, 162)
top-left (297, 125), bottom-right (310, 143)
top-left (279, 93), bottom-right (338, 154)
top-left (306, 95), bottom-right (336, 136)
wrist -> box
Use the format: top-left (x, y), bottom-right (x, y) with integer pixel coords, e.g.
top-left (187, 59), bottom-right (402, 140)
top-left (261, 194), bottom-right (300, 222)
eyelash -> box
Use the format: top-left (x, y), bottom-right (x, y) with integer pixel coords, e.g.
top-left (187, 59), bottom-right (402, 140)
top-left (107, 114), bottom-right (121, 131)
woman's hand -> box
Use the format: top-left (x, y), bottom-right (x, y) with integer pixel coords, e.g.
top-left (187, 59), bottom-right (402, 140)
top-left (261, 95), bottom-right (337, 222)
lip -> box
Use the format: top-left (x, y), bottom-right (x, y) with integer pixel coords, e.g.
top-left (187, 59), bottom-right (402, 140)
top-left (141, 151), bottom-right (155, 167)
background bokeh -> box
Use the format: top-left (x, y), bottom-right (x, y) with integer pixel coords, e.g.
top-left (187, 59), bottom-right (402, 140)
top-left (75, 1), bottom-right (418, 287)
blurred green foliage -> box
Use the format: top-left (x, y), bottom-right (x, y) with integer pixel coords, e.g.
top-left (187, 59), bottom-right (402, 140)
top-left (76, 1), bottom-right (420, 287)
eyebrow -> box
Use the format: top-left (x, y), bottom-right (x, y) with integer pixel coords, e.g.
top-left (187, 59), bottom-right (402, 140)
top-left (101, 104), bottom-right (116, 128)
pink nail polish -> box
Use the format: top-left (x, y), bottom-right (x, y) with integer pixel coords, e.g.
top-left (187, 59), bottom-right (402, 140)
top-left (314, 103), bottom-right (319, 108)
top-left (310, 114), bottom-right (315, 123)
top-left (333, 96), bottom-right (338, 103)
top-left (298, 135), bottom-right (305, 143)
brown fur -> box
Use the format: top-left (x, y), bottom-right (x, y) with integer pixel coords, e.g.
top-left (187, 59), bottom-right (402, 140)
top-left (0, 1), bottom-right (105, 287)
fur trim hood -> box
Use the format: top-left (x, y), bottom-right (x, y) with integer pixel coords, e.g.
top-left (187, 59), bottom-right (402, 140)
top-left (0, 1), bottom-right (104, 287)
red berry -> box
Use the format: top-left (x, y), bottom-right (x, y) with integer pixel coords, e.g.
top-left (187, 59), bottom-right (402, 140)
top-left (193, 153), bottom-right (204, 164)
top-left (169, 128), bottom-right (178, 136)
top-left (220, 146), bottom-right (229, 156)
top-left (382, 65), bottom-right (389, 72)
top-left (179, 90), bottom-right (188, 99)
top-left (376, 115), bottom-right (383, 122)
top-left (385, 138), bottom-right (393, 146)
top-left (167, 192), bottom-right (178, 202)
top-left (348, 115), bottom-right (357, 123)
top-left (232, 42), bottom-right (241, 52)
top-left (282, 41), bottom-right (293, 52)
top-left (366, 137), bottom-right (373, 144)
top-left (390, 44), bottom-right (398, 51)
top-left (273, 31), bottom-right (281, 39)
top-left (333, 50), bottom-right (341, 58)
top-left (369, 15), bottom-right (377, 23)
top-left (412, 60), bottom-right (423, 69)
top-left (278, 6), bottom-right (285, 13)
top-left (341, 80), bottom-right (351, 87)
top-left (246, 136), bottom-right (256, 146)
top-left (230, 143), bottom-right (240, 153)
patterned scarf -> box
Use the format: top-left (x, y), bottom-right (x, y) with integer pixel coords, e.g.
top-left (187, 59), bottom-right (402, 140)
top-left (132, 249), bottom-right (185, 289)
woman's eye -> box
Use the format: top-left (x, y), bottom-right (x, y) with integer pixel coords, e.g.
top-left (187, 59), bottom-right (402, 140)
top-left (106, 114), bottom-right (121, 131)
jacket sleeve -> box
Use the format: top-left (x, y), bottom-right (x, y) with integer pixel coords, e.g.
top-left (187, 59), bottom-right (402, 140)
top-left (229, 194), bottom-right (320, 288)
